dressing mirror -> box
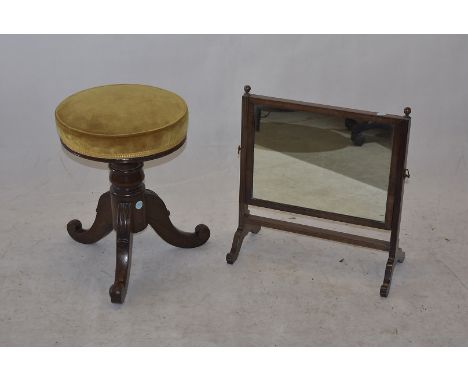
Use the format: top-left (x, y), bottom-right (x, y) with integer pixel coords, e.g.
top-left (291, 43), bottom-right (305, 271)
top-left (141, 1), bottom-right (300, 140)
top-left (227, 86), bottom-right (411, 297)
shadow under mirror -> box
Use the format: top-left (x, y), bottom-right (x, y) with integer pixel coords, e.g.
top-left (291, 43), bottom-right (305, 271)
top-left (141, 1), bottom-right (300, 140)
top-left (252, 106), bottom-right (394, 222)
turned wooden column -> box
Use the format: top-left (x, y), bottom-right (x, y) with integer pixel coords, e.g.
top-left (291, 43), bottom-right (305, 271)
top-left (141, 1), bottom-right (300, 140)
top-left (108, 162), bottom-right (146, 303)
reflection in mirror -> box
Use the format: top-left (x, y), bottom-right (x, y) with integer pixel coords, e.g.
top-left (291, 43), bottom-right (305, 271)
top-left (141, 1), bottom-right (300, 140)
top-left (252, 106), bottom-right (394, 222)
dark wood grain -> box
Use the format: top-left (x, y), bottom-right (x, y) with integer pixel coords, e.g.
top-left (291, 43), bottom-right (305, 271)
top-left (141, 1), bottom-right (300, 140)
top-left (226, 85), bottom-right (261, 264)
top-left (249, 94), bottom-right (407, 122)
top-left (67, 191), bottom-right (113, 244)
top-left (249, 198), bottom-right (387, 230)
top-left (247, 215), bottom-right (390, 251)
top-left (227, 86), bottom-right (411, 297)
top-left (66, 160), bottom-right (210, 304)
top-left (380, 109), bottom-right (411, 297)
top-left (226, 224), bottom-right (261, 265)
top-left (146, 190), bottom-right (210, 248)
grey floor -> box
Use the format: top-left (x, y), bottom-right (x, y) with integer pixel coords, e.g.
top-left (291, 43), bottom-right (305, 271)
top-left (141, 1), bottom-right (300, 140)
top-left (0, 146), bottom-right (467, 347)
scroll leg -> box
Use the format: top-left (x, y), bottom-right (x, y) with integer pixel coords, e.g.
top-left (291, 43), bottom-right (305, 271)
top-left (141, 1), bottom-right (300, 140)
top-left (109, 202), bottom-right (133, 304)
top-left (226, 226), bottom-right (249, 265)
top-left (67, 191), bottom-right (113, 244)
top-left (380, 247), bottom-right (405, 297)
top-left (145, 190), bottom-right (210, 248)
top-left (226, 222), bottom-right (261, 264)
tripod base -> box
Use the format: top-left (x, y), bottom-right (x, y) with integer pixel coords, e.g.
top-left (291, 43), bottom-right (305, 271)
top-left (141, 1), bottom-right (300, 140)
top-left (67, 162), bottom-right (210, 304)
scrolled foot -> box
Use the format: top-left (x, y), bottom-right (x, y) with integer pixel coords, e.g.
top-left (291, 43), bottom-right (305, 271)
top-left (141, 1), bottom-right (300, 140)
top-left (226, 250), bottom-right (238, 265)
top-left (195, 224), bottom-right (211, 244)
top-left (67, 191), bottom-right (113, 244)
top-left (67, 219), bottom-right (84, 236)
top-left (226, 227), bottom-right (249, 265)
top-left (109, 282), bottom-right (127, 304)
top-left (145, 190), bottom-right (210, 249)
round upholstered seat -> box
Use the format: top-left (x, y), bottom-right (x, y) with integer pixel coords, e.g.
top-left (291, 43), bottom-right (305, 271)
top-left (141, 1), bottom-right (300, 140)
top-left (55, 84), bottom-right (188, 160)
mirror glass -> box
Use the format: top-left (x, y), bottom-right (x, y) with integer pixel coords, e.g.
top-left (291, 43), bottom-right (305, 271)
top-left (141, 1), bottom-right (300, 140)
top-left (252, 106), bottom-right (394, 222)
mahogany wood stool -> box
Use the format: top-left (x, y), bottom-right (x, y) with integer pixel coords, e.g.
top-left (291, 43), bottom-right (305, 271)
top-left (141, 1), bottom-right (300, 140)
top-left (55, 84), bottom-right (210, 303)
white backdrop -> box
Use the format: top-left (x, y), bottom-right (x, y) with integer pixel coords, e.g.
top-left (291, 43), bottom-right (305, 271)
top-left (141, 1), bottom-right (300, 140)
top-left (1, 35), bottom-right (467, 234)
top-left (0, 35), bottom-right (467, 345)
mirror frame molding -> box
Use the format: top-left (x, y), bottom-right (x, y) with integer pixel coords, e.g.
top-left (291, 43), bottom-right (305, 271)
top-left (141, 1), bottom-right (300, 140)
top-left (227, 85), bottom-right (411, 297)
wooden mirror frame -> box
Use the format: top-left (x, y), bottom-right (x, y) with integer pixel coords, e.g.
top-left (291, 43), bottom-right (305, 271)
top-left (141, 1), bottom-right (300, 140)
top-left (227, 85), bottom-right (411, 297)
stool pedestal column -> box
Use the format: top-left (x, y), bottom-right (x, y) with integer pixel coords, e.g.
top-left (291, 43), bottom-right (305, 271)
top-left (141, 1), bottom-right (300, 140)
top-left (67, 162), bottom-right (210, 304)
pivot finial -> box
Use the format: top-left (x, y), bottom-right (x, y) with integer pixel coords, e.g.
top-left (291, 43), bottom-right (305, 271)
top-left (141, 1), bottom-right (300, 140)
top-left (404, 107), bottom-right (411, 117)
top-left (244, 85), bottom-right (251, 95)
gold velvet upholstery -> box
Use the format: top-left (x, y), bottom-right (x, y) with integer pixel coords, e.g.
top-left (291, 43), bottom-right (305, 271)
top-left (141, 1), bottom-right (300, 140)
top-left (55, 84), bottom-right (188, 160)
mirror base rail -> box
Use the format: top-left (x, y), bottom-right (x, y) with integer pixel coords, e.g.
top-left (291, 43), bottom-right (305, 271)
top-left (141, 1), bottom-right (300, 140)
top-left (247, 214), bottom-right (390, 251)
top-left (227, 213), bottom-right (406, 297)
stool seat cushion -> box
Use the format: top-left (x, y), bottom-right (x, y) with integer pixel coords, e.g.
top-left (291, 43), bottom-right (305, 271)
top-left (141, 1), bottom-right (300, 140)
top-left (55, 84), bottom-right (188, 160)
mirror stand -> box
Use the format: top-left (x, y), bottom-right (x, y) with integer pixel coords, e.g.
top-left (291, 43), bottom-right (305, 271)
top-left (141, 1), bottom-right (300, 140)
top-left (227, 86), bottom-right (411, 297)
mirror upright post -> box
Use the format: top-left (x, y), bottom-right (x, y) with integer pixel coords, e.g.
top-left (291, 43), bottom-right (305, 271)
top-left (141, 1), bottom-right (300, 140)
top-left (226, 85), bottom-right (261, 265)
